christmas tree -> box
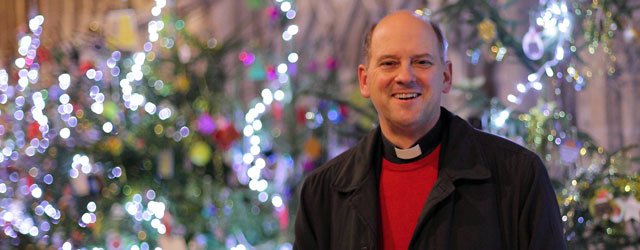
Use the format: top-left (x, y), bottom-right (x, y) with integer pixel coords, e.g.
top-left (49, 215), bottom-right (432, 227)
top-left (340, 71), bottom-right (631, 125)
top-left (0, 1), bottom-right (299, 249)
top-left (431, 0), bottom-right (640, 248)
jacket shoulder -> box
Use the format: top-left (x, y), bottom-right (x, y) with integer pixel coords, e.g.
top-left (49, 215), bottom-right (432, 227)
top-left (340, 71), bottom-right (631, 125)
top-left (471, 127), bottom-right (540, 161)
top-left (301, 146), bottom-right (358, 190)
top-left (460, 124), bottom-right (547, 183)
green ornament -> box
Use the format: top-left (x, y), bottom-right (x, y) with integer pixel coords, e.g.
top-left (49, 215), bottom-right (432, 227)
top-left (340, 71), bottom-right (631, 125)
top-left (103, 101), bottom-right (119, 121)
top-left (248, 57), bottom-right (266, 81)
top-left (245, 0), bottom-right (265, 10)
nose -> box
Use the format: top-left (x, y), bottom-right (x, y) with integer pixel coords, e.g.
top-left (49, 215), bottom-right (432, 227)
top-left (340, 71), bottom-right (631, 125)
top-left (395, 63), bottom-right (415, 84)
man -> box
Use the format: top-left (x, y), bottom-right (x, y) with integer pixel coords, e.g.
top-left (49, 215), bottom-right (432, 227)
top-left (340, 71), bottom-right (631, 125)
top-left (294, 10), bottom-right (566, 250)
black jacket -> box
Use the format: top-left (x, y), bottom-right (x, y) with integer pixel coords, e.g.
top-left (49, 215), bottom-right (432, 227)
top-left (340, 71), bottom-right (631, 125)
top-left (294, 108), bottom-right (566, 249)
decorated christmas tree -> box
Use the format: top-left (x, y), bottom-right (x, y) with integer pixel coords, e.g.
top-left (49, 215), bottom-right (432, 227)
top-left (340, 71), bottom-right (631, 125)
top-left (431, 0), bottom-right (640, 248)
top-left (0, 1), bottom-right (300, 249)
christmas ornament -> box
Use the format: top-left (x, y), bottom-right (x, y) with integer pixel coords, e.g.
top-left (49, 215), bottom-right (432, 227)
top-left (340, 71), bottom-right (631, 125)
top-left (245, 0), bottom-right (265, 9)
top-left (103, 101), bottom-right (119, 121)
top-left (157, 148), bottom-right (175, 178)
top-left (266, 65), bottom-right (277, 80)
top-left (522, 26), bottom-right (545, 60)
top-left (477, 19), bottom-right (497, 43)
top-left (559, 139), bottom-right (580, 165)
top-left (79, 61), bottom-right (95, 75)
top-left (179, 44), bottom-right (192, 63)
top-left (27, 121), bottom-right (41, 139)
top-left (265, 5), bottom-right (279, 22)
top-left (106, 231), bottom-right (122, 250)
top-left (104, 9), bottom-right (140, 51)
top-left (238, 51), bottom-right (256, 66)
top-left (325, 57), bottom-right (337, 71)
top-left (295, 105), bottom-right (307, 125)
top-left (189, 141), bottom-right (212, 166)
top-left (276, 206), bottom-right (289, 231)
top-left (105, 136), bottom-right (123, 156)
top-left (303, 137), bottom-right (322, 160)
top-left (615, 196), bottom-right (640, 222)
top-left (196, 113), bottom-right (216, 135)
top-left (248, 56), bottom-right (266, 81)
top-left (271, 102), bottom-right (283, 121)
top-left (589, 189), bottom-right (619, 221)
top-left (71, 171), bottom-right (90, 196)
top-left (213, 122), bottom-right (241, 151)
top-left (623, 24), bottom-right (637, 43)
top-left (174, 73), bottom-right (190, 94)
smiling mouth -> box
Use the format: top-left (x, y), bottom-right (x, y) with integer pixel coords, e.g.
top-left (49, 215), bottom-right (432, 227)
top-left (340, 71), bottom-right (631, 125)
top-left (392, 93), bottom-right (421, 100)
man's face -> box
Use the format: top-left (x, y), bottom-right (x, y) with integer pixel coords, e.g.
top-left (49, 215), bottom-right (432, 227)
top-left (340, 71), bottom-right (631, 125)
top-left (358, 12), bottom-right (452, 142)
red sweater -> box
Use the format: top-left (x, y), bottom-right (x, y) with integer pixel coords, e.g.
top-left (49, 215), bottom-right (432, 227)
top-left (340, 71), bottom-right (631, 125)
top-left (379, 145), bottom-right (440, 250)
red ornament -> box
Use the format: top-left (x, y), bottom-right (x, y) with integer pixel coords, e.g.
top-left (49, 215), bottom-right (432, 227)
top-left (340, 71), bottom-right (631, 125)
top-left (326, 57), bottom-right (337, 71)
top-left (79, 61), bottom-right (95, 75)
top-left (162, 211), bottom-right (173, 235)
top-left (26, 175), bottom-right (35, 187)
top-left (265, 6), bottom-right (279, 21)
top-left (271, 102), bottom-right (283, 122)
top-left (339, 104), bottom-right (349, 119)
top-left (296, 106), bottom-right (307, 125)
top-left (212, 121), bottom-right (241, 151)
top-left (37, 47), bottom-right (51, 63)
top-left (266, 65), bottom-right (277, 81)
top-left (276, 205), bottom-right (289, 231)
top-left (27, 122), bottom-right (41, 140)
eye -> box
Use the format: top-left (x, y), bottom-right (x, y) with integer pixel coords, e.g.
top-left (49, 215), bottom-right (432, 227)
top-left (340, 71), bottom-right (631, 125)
top-left (414, 60), bottom-right (433, 67)
top-left (379, 60), bottom-right (398, 67)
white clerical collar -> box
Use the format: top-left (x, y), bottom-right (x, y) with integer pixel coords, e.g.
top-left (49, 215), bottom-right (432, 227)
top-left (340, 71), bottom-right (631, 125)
top-left (394, 144), bottom-right (422, 160)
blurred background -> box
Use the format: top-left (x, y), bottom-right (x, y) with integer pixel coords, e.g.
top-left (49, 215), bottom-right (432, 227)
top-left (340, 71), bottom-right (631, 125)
top-left (0, 0), bottom-right (639, 249)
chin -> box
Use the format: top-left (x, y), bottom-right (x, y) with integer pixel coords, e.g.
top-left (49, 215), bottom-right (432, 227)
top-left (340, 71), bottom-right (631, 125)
top-left (391, 118), bottom-right (420, 128)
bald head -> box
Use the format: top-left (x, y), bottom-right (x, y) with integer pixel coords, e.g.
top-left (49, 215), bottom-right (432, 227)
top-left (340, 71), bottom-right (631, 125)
top-left (363, 10), bottom-right (448, 67)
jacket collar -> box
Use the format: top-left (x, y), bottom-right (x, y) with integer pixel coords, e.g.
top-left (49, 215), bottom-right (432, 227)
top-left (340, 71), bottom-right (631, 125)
top-left (410, 109), bottom-right (492, 248)
top-left (438, 108), bottom-right (491, 181)
top-left (329, 127), bottom-right (383, 241)
top-left (330, 107), bottom-right (491, 192)
top-left (330, 127), bottom-right (383, 192)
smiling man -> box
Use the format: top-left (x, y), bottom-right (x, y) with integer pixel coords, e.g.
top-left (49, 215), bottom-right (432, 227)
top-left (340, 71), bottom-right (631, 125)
top-left (294, 10), bottom-right (566, 250)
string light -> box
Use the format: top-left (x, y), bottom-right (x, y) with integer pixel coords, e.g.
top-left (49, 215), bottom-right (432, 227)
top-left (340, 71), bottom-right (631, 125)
top-left (0, 0), bottom-right (171, 244)
top-left (237, 3), bottom-right (298, 232)
top-left (504, 0), bottom-right (583, 110)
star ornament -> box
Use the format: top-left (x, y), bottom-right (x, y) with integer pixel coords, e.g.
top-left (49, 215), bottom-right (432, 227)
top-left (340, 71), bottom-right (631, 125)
top-left (615, 196), bottom-right (640, 223)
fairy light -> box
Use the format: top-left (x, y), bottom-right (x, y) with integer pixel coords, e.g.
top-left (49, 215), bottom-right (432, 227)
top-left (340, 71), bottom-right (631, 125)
top-left (0, 0), bottom-right (301, 246)
top-left (6, 14), bottom-right (48, 158)
top-left (0, 16), bottom-right (51, 243)
top-left (505, 0), bottom-right (583, 108)
top-left (239, 2), bottom-right (298, 220)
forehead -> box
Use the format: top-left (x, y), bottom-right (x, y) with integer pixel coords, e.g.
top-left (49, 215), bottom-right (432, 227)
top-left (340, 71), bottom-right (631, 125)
top-left (370, 13), bottom-right (439, 56)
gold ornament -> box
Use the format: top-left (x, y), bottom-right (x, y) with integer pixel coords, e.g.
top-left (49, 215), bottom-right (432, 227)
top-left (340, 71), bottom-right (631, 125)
top-left (304, 137), bottom-right (322, 160)
top-left (175, 73), bottom-right (190, 93)
top-left (477, 19), bottom-right (497, 43)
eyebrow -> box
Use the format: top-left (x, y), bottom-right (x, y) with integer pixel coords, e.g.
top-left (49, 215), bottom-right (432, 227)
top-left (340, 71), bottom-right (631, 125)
top-left (374, 53), bottom-right (436, 63)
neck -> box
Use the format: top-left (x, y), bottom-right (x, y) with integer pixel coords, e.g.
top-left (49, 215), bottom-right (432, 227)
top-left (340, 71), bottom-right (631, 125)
top-left (381, 114), bottom-right (440, 149)
top-left (381, 113), bottom-right (444, 163)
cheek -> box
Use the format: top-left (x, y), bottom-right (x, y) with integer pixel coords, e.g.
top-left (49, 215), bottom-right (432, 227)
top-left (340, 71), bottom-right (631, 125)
top-left (371, 74), bottom-right (393, 89)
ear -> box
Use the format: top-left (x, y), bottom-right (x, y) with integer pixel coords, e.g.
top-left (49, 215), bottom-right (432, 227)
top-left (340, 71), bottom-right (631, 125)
top-left (441, 60), bottom-right (453, 93)
top-left (358, 64), bottom-right (370, 98)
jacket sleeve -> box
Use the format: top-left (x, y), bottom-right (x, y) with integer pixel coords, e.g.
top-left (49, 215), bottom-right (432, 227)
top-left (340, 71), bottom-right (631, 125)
top-left (293, 177), bottom-right (321, 250)
top-left (518, 155), bottom-right (567, 250)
